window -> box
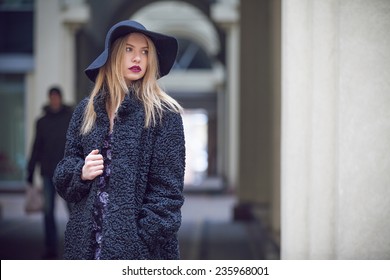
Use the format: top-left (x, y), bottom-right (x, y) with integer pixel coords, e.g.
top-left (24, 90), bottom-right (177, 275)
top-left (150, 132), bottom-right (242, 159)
top-left (0, 74), bottom-right (25, 182)
top-left (0, 0), bottom-right (34, 53)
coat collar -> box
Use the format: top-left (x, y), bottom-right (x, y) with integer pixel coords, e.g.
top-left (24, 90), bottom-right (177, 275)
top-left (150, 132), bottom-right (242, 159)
top-left (93, 89), bottom-right (142, 119)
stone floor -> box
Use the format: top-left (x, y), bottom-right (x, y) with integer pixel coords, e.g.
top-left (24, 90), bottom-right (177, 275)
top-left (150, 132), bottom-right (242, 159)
top-left (0, 192), bottom-right (279, 260)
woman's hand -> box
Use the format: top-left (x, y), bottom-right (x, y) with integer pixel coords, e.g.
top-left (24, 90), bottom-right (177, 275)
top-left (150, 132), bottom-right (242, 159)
top-left (81, 149), bottom-right (104, 180)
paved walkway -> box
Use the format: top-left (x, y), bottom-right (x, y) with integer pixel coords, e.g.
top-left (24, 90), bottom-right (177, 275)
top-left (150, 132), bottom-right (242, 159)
top-left (0, 192), bottom-right (279, 260)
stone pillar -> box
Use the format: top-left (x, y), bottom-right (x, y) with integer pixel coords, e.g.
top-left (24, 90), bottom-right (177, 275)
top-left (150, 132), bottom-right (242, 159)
top-left (61, 1), bottom-right (90, 104)
top-left (281, 0), bottom-right (390, 259)
top-left (237, 0), bottom-right (277, 223)
top-left (33, 0), bottom-right (88, 114)
top-left (33, 0), bottom-right (64, 119)
top-left (211, 0), bottom-right (240, 190)
top-left (270, 0), bottom-right (282, 241)
top-left (29, 0), bottom-right (89, 177)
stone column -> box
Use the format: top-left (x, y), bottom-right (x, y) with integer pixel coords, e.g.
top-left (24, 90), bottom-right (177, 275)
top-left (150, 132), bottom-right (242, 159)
top-left (33, 0), bottom-right (64, 119)
top-left (211, 0), bottom-right (240, 190)
top-left (237, 0), bottom-right (276, 223)
top-left (281, 0), bottom-right (390, 259)
top-left (33, 0), bottom-right (89, 112)
top-left (28, 0), bottom-right (89, 180)
top-left (61, 1), bottom-right (90, 104)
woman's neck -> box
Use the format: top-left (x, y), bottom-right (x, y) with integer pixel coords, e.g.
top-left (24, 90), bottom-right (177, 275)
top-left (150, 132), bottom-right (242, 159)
top-left (106, 102), bottom-right (117, 132)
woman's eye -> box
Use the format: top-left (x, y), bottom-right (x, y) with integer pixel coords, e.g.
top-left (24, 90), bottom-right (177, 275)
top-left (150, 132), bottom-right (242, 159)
top-left (142, 50), bottom-right (149, 55)
top-left (126, 47), bottom-right (132, 52)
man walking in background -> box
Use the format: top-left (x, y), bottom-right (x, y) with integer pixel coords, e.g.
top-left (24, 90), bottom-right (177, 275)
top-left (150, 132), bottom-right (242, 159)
top-left (27, 86), bottom-right (73, 259)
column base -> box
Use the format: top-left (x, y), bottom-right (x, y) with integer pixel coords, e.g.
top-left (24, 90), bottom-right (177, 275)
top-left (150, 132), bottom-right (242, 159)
top-left (233, 202), bottom-right (255, 221)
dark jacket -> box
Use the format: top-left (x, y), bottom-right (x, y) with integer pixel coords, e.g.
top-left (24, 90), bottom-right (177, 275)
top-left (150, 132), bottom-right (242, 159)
top-left (27, 104), bottom-right (73, 183)
top-left (53, 92), bottom-right (185, 260)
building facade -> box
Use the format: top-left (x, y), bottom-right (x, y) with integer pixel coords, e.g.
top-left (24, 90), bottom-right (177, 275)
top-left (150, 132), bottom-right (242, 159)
top-left (1, 0), bottom-right (390, 259)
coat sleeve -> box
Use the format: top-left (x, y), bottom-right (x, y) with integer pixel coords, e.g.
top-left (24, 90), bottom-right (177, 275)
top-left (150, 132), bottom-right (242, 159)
top-left (53, 99), bottom-right (92, 203)
top-left (137, 111), bottom-right (185, 249)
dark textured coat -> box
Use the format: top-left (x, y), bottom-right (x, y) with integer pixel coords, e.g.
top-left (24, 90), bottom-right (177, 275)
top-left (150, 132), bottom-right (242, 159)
top-left (27, 105), bottom-right (73, 183)
top-left (53, 92), bottom-right (185, 259)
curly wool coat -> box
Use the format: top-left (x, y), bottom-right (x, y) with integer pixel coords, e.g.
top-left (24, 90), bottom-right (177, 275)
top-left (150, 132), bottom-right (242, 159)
top-left (53, 92), bottom-right (185, 260)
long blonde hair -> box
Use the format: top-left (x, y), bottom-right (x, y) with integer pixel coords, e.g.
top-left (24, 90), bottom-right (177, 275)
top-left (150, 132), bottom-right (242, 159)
top-left (80, 33), bottom-right (182, 135)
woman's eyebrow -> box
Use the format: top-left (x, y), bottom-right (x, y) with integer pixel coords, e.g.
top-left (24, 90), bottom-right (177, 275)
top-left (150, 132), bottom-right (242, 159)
top-left (126, 43), bottom-right (148, 49)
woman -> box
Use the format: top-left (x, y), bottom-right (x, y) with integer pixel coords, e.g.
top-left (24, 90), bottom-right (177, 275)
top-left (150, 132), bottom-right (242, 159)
top-left (53, 20), bottom-right (185, 260)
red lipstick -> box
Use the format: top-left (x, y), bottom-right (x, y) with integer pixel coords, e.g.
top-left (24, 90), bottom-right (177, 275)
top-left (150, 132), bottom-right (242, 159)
top-left (129, 66), bottom-right (141, 72)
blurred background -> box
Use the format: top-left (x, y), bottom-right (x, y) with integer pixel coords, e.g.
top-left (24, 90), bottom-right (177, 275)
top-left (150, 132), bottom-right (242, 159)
top-left (1, 0), bottom-right (390, 260)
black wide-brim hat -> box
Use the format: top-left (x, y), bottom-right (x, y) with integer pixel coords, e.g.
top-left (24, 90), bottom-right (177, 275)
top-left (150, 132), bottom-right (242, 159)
top-left (85, 20), bottom-right (178, 82)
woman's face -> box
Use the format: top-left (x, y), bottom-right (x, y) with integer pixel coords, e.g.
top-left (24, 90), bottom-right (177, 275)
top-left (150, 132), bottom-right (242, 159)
top-left (122, 33), bottom-right (148, 83)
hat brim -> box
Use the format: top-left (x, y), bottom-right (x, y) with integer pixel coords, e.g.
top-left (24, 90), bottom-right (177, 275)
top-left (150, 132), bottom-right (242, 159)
top-left (85, 20), bottom-right (178, 83)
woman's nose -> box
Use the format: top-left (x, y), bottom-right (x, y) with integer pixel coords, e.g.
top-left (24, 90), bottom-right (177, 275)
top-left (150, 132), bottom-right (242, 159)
top-left (132, 53), bottom-right (141, 63)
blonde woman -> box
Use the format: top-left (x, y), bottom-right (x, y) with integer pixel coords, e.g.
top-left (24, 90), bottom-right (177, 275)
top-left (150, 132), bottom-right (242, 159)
top-left (54, 20), bottom-right (185, 260)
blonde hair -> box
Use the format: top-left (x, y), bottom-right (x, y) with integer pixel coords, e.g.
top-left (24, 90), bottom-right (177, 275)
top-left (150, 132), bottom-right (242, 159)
top-left (81, 33), bottom-right (182, 135)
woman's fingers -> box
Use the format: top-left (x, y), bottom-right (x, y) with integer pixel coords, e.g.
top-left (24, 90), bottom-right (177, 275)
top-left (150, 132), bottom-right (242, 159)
top-left (84, 158), bottom-right (103, 167)
top-left (81, 149), bottom-right (104, 181)
top-left (86, 149), bottom-right (103, 161)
